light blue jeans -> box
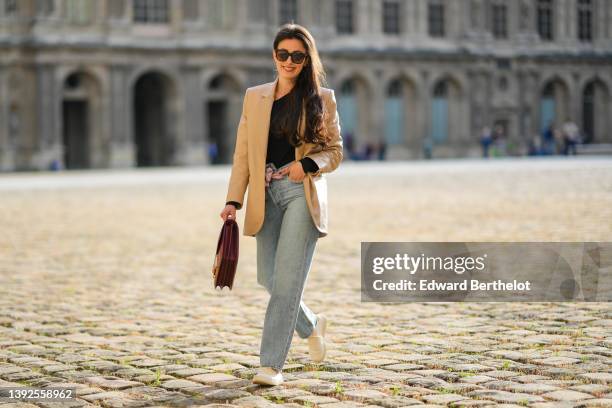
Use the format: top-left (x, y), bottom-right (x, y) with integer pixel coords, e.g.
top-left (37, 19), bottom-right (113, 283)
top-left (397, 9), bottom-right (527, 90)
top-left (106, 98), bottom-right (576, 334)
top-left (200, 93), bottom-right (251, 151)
top-left (256, 162), bottom-right (320, 371)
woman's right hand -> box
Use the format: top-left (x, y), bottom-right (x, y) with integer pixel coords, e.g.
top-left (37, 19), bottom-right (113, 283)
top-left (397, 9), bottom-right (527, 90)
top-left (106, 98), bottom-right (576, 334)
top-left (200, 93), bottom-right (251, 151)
top-left (220, 204), bottom-right (237, 221)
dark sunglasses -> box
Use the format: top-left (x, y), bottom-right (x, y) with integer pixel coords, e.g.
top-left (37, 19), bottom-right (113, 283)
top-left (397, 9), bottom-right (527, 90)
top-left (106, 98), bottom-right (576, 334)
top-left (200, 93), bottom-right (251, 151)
top-left (275, 49), bottom-right (308, 64)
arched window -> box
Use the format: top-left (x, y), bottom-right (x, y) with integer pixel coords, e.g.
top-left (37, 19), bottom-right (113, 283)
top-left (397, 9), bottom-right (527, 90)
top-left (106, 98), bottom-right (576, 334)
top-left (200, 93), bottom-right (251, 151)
top-left (491, 2), bottom-right (508, 39)
top-left (577, 0), bottom-right (593, 42)
top-left (4, 0), bottom-right (17, 15)
top-left (537, 0), bottom-right (554, 41)
top-left (433, 81), bottom-right (447, 98)
top-left (335, 0), bottom-right (354, 34)
top-left (340, 79), bottom-right (355, 96)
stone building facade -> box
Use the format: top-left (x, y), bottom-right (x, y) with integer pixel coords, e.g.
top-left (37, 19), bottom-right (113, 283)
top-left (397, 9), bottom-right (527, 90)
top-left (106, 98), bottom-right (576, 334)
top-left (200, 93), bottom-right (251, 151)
top-left (0, 0), bottom-right (611, 171)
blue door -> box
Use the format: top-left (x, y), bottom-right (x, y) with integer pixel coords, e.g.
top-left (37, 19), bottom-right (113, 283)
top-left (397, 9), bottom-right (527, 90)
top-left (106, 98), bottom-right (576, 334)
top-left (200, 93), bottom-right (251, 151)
top-left (337, 95), bottom-right (356, 137)
top-left (384, 96), bottom-right (403, 145)
top-left (338, 80), bottom-right (357, 143)
top-left (540, 97), bottom-right (555, 133)
top-left (431, 97), bottom-right (448, 144)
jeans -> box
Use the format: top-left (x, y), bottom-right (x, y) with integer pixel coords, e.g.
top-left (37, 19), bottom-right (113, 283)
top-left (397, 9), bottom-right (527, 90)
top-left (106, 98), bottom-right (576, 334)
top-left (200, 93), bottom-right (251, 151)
top-left (256, 162), bottom-right (320, 371)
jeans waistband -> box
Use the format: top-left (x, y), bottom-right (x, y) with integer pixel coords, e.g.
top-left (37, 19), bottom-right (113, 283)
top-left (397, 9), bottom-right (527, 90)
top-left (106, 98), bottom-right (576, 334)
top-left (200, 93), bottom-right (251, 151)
top-left (265, 162), bottom-right (295, 187)
top-left (266, 162), bottom-right (292, 172)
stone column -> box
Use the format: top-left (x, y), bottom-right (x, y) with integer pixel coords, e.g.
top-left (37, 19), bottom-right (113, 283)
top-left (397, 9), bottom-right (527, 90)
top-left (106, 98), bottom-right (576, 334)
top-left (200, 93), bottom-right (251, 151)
top-left (15, 67), bottom-right (37, 170)
top-left (420, 69), bottom-right (432, 159)
top-left (268, 0), bottom-right (278, 26)
top-left (0, 65), bottom-right (9, 171)
top-left (456, 0), bottom-right (468, 39)
top-left (447, 0), bottom-right (462, 39)
top-left (596, 0), bottom-right (608, 41)
top-left (356, 0), bottom-right (369, 36)
top-left (517, 70), bottom-right (528, 144)
top-left (96, 0), bottom-right (107, 27)
top-left (97, 66), bottom-right (112, 169)
top-left (125, 0), bottom-right (134, 22)
top-left (516, 68), bottom-right (536, 153)
top-left (458, 71), bottom-right (472, 146)
top-left (180, 66), bottom-right (206, 165)
top-left (298, 0), bottom-right (311, 27)
top-left (170, 0), bottom-right (182, 34)
top-left (319, 0), bottom-right (335, 37)
top-left (566, 0), bottom-right (577, 42)
top-left (468, 69), bottom-right (484, 145)
top-left (36, 63), bottom-right (60, 170)
top-left (570, 71), bottom-right (581, 125)
top-left (369, 0), bottom-right (382, 38)
top-left (234, 0), bottom-right (248, 32)
top-left (371, 70), bottom-right (385, 149)
top-left (508, 0), bottom-right (520, 40)
top-left (416, 0), bottom-right (427, 37)
top-left (168, 70), bottom-right (186, 167)
top-left (403, 0), bottom-right (416, 38)
top-left (312, 0), bottom-right (326, 29)
top-left (109, 65), bottom-right (134, 168)
top-left (527, 70), bottom-right (541, 139)
top-left (557, 0), bottom-right (569, 42)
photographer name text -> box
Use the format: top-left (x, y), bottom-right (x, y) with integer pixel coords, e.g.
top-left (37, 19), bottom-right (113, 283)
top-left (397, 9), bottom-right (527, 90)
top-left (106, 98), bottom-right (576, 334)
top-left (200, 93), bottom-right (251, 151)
top-left (372, 279), bottom-right (532, 291)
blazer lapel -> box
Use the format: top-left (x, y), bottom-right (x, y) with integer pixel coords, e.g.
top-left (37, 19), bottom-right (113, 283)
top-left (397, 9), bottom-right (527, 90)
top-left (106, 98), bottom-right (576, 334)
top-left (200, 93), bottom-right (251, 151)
top-left (257, 77), bottom-right (278, 166)
top-left (257, 76), bottom-right (308, 164)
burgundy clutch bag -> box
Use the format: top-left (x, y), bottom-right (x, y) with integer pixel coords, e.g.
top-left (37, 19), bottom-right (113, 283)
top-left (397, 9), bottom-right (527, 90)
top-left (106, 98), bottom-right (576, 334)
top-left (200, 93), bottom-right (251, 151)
top-left (212, 217), bottom-right (239, 290)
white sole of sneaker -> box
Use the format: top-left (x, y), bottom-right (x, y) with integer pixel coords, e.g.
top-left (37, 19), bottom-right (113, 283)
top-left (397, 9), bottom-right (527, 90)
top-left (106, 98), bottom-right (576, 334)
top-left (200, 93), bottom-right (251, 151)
top-left (309, 314), bottom-right (328, 362)
top-left (252, 372), bottom-right (283, 386)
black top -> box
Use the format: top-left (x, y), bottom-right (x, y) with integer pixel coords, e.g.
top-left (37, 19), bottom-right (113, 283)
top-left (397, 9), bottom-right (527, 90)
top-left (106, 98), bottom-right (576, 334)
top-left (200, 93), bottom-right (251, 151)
top-left (266, 88), bottom-right (319, 172)
top-left (226, 88), bottom-right (319, 210)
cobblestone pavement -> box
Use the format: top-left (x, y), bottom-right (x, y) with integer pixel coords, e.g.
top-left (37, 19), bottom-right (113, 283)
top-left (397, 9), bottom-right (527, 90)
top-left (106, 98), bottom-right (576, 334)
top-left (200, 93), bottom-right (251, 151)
top-left (0, 158), bottom-right (611, 408)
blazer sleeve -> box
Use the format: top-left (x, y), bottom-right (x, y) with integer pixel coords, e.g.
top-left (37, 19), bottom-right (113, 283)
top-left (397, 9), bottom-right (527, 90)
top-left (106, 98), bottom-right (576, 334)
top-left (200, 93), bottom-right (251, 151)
top-left (306, 89), bottom-right (343, 177)
top-left (225, 89), bottom-right (250, 210)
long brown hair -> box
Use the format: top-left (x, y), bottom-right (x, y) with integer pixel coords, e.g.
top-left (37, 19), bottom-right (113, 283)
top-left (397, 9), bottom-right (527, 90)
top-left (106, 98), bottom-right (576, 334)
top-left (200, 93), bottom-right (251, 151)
top-left (271, 23), bottom-right (329, 148)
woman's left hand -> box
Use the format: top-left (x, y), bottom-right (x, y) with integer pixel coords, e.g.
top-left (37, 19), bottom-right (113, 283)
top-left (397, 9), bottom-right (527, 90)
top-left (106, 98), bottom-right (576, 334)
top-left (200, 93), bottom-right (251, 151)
top-left (278, 161), bottom-right (305, 182)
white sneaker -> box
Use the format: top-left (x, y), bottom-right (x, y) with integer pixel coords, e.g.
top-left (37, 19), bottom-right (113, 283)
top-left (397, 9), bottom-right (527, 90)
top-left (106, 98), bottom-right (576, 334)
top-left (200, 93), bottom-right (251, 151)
top-left (252, 367), bottom-right (283, 386)
top-left (308, 314), bottom-right (328, 362)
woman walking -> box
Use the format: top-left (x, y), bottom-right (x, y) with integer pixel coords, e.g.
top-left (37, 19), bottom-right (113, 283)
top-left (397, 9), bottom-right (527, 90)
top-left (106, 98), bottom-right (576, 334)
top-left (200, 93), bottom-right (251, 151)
top-left (219, 23), bottom-right (343, 386)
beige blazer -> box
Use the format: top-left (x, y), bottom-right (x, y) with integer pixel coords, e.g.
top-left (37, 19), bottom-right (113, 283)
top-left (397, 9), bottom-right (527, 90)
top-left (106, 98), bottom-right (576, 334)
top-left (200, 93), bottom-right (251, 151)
top-left (225, 76), bottom-right (343, 238)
